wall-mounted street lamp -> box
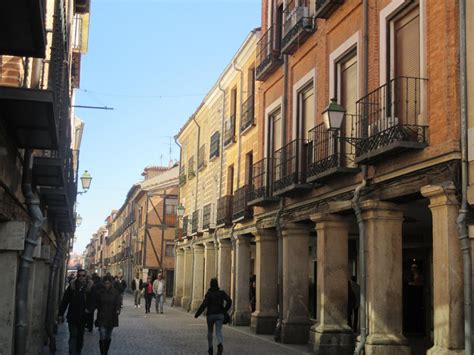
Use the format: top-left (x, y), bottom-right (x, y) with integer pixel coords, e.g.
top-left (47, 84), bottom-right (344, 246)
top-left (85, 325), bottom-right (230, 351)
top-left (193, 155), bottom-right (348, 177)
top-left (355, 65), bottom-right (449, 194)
top-left (76, 214), bottom-right (83, 227)
top-left (322, 98), bottom-right (346, 131)
top-left (177, 203), bottom-right (185, 219)
top-left (78, 170), bottom-right (92, 195)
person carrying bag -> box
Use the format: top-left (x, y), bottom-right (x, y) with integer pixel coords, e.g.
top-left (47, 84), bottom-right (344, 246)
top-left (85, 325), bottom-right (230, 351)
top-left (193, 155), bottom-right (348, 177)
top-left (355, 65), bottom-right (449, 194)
top-left (195, 278), bottom-right (232, 355)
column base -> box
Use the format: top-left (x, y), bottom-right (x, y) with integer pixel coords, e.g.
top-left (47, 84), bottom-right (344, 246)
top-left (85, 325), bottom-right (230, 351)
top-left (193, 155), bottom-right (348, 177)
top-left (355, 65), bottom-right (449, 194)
top-left (181, 296), bottom-right (191, 311)
top-left (310, 324), bottom-right (354, 355)
top-left (173, 296), bottom-right (182, 307)
top-left (281, 318), bottom-right (312, 344)
top-left (190, 299), bottom-right (203, 312)
top-left (365, 334), bottom-right (410, 355)
top-left (233, 310), bottom-right (251, 326)
top-left (426, 346), bottom-right (464, 355)
top-left (251, 311), bottom-right (278, 334)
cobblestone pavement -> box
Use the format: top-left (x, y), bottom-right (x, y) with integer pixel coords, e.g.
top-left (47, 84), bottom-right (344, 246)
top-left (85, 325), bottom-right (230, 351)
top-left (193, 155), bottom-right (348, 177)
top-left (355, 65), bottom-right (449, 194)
top-left (45, 294), bottom-right (312, 354)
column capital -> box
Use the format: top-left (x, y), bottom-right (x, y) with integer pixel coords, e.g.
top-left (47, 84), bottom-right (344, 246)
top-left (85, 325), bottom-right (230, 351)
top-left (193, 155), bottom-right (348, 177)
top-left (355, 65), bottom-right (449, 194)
top-left (280, 221), bottom-right (312, 237)
top-left (310, 212), bottom-right (349, 230)
top-left (360, 200), bottom-right (403, 221)
top-left (218, 238), bottom-right (232, 249)
top-left (421, 182), bottom-right (458, 208)
top-left (176, 248), bottom-right (185, 256)
top-left (253, 228), bottom-right (277, 239)
top-left (204, 241), bottom-right (216, 250)
top-left (193, 244), bottom-right (205, 252)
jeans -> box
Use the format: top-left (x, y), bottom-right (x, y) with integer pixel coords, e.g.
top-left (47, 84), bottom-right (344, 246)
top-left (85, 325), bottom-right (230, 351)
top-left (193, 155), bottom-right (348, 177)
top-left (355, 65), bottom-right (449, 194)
top-left (134, 290), bottom-right (141, 306)
top-left (155, 293), bottom-right (164, 313)
top-left (68, 322), bottom-right (85, 355)
top-left (145, 293), bottom-right (154, 313)
top-left (99, 327), bottom-right (113, 341)
top-left (207, 314), bottom-right (224, 349)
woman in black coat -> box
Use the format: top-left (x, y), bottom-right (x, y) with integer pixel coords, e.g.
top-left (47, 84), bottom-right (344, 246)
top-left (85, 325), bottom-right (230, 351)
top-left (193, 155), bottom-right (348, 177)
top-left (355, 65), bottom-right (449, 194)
top-left (95, 275), bottom-right (121, 355)
top-left (195, 278), bottom-right (232, 355)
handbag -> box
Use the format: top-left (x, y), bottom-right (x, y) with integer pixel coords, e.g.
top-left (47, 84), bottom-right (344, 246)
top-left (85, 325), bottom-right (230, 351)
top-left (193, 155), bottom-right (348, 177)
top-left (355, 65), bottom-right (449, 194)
top-left (223, 312), bottom-right (230, 325)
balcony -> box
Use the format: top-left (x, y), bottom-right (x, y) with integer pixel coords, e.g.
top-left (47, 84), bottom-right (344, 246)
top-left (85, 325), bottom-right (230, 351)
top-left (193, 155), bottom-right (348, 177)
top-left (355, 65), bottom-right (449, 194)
top-left (182, 216), bottom-right (189, 237)
top-left (232, 185), bottom-right (253, 222)
top-left (315, 0), bottom-right (344, 19)
top-left (191, 210), bottom-right (200, 235)
top-left (273, 139), bottom-right (312, 196)
top-left (0, 0), bottom-right (46, 57)
top-left (281, 0), bottom-right (316, 54)
top-left (202, 204), bottom-right (214, 231)
top-left (240, 95), bottom-right (255, 133)
top-left (179, 165), bottom-right (187, 186)
top-left (354, 77), bottom-right (428, 164)
top-left (256, 25), bottom-right (283, 81)
top-left (198, 144), bottom-right (207, 171)
top-left (75, 0), bottom-right (91, 14)
top-left (32, 150), bottom-right (64, 188)
top-left (223, 116), bottom-right (236, 147)
top-left (248, 158), bottom-right (279, 206)
top-left (306, 117), bottom-right (359, 183)
top-left (216, 195), bottom-right (233, 227)
top-left (188, 158), bottom-right (196, 179)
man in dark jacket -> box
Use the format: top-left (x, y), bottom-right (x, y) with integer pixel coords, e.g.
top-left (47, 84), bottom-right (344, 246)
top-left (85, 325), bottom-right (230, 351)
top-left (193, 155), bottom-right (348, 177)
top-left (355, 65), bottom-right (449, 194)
top-left (58, 269), bottom-right (94, 355)
top-left (114, 273), bottom-right (127, 307)
top-left (195, 278), bottom-right (232, 355)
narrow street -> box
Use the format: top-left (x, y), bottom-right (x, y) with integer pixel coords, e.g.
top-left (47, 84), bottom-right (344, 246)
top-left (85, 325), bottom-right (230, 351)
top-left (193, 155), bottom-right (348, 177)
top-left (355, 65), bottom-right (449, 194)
top-left (46, 295), bottom-right (311, 354)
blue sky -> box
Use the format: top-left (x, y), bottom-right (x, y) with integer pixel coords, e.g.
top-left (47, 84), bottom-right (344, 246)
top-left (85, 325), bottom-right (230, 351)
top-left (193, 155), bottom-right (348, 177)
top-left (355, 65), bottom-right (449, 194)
top-left (74, 0), bottom-right (261, 253)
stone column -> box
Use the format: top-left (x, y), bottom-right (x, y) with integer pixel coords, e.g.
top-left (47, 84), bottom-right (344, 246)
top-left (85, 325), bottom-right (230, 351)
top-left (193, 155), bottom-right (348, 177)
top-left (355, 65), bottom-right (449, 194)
top-left (218, 239), bottom-right (232, 293)
top-left (174, 248), bottom-right (185, 307)
top-left (251, 228), bottom-right (278, 334)
top-left (234, 235), bottom-right (251, 325)
top-left (191, 244), bottom-right (205, 311)
top-left (421, 183), bottom-right (464, 354)
top-left (281, 222), bottom-right (312, 344)
top-left (361, 200), bottom-right (409, 355)
top-left (204, 242), bottom-right (216, 292)
top-left (310, 213), bottom-right (353, 355)
top-left (181, 246), bottom-right (193, 311)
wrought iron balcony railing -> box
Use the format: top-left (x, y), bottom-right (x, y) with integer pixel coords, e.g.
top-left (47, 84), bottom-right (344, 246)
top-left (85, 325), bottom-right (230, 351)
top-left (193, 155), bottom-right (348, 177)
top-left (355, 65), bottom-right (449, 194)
top-left (240, 95), bottom-right (255, 133)
top-left (282, 0), bottom-right (316, 54)
top-left (202, 203), bottom-right (214, 231)
top-left (315, 0), bottom-right (344, 19)
top-left (249, 158), bottom-right (279, 206)
top-left (182, 216), bottom-right (189, 237)
top-left (191, 210), bottom-right (200, 234)
top-left (232, 185), bottom-right (253, 222)
top-left (354, 76), bottom-right (428, 163)
top-left (179, 165), bottom-right (187, 186)
top-left (273, 139), bottom-right (311, 196)
top-left (216, 195), bottom-right (233, 227)
top-left (198, 144), bottom-right (207, 171)
top-left (306, 115), bottom-right (359, 183)
top-left (188, 157), bottom-right (196, 179)
top-left (224, 116), bottom-right (236, 147)
top-left (256, 25), bottom-right (283, 81)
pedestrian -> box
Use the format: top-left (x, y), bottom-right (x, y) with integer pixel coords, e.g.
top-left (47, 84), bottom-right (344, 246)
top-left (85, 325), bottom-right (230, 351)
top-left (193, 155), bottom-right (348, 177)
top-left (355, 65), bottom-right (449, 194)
top-left (195, 278), bottom-right (232, 355)
top-left (348, 275), bottom-right (360, 331)
top-left (131, 273), bottom-right (143, 308)
top-left (249, 278), bottom-right (256, 313)
top-left (114, 273), bottom-right (127, 307)
top-left (153, 273), bottom-right (166, 314)
top-left (58, 269), bottom-right (94, 355)
top-left (143, 276), bottom-right (154, 314)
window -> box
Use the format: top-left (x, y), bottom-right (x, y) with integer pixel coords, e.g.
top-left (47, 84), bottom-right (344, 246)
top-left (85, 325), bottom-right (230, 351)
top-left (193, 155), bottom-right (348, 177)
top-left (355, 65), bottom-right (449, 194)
top-left (298, 83), bottom-right (315, 141)
top-left (245, 151), bottom-right (253, 186)
top-left (164, 198), bottom-right (178, 225)
top-left (188, 156), bottom-right (195, 178)
top-left (165, 241), bottom-right (175, 257)
top-left (209, 131), bottom-right (220, 159)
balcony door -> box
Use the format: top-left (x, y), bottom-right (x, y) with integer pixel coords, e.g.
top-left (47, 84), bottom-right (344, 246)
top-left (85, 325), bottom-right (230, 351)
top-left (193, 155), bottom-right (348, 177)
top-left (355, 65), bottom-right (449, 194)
top-left (391, 5), bottom-right (421, 125)
top-left (269, 108), bottom-right (283, 187)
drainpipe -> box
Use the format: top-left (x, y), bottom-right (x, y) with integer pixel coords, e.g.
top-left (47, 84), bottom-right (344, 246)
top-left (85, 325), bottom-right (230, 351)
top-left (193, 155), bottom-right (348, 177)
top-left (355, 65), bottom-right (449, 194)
top-left (354, 1), bottom-right (369, 354)
top-left (229, 223), bottom-right (238, 321)
top-left (212, 227), bottom-right (221, 279)
top-left (15, 150), bottom-right (45, 355)
top-left (233, 59), bottom-right (244, 189)
top-left (173, 137), bottom-right (182, 306)
top-left (274, 204), bottom-right (284, 342)
top-left (218, 81), bottom-right (226, 200)
top-left (45, 232), bottom-right (67, 354)
top-left (457, 0), bottom-right (472, 353)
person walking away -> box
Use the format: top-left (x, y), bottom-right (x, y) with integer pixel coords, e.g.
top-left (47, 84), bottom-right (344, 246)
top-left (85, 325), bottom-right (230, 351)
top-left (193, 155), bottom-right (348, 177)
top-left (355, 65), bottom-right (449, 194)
top-left (131, 273), bottom-right (143, 308)
top-left (153, 273), bottom-right (166, 314)
top-left (249, 278), bottom-right (256, 313)
top-left (144, 276), bottom-right (154, 314)
top-left (195, 278), bottom-right (232, 355)
top-left (114, 273), bottom-right (127, 307)
top-left (58, 269), bottom-right (94, 355)
top-left (95, 275), bottom-right (121, 355)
